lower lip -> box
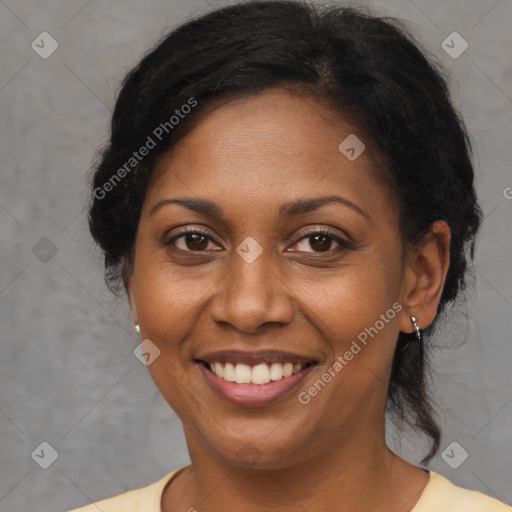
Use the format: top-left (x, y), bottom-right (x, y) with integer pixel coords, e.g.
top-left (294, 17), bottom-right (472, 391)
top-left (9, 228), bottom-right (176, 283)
top-left (197, 363), bottom-right (316, 407)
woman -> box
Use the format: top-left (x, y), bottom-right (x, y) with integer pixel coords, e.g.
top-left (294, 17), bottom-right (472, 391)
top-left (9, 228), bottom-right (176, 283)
top-left (69, 1), bottom-right (510, 511)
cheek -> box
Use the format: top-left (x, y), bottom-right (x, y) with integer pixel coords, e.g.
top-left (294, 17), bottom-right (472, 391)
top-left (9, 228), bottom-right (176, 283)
top-left (301, 257), bottom-right (400, 334)
top-left (132, 260), bottom-right (205, 415)
top-left (132, 251), bottom-right (214, 342)
top-left (300, 254), bottom-right (402, 385)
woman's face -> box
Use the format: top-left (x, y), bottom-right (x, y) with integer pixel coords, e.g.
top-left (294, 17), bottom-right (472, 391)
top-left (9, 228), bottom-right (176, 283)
top-left (127, 89), bottom-right (416, 469)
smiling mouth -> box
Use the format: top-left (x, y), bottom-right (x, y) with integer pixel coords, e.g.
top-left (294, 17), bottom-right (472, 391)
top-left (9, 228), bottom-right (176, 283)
top-left (199, 361), bottom-right (316, 385)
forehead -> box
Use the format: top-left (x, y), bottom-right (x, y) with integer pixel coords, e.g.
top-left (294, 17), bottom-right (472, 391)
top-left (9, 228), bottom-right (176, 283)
top-left (144, 89), bottom-right (397, 225)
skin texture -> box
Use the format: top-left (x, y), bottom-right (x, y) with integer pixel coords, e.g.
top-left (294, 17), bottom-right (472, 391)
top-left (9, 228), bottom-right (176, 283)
top-left (125, 89), bottom-right (451, 512)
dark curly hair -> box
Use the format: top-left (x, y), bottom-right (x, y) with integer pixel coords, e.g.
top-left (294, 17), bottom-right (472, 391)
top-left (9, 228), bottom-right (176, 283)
top-left (87, 0), bottom-right (482, 464)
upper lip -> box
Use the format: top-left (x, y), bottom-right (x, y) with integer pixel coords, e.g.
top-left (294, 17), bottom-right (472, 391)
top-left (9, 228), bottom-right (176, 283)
top-left (195, 349), bottom-right (319, 366)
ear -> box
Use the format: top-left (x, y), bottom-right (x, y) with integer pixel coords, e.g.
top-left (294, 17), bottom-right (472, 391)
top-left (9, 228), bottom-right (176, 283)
top-left (122, 257), bottom-right (138, 325)
top-left (398, 220), bottom-right (451, 334)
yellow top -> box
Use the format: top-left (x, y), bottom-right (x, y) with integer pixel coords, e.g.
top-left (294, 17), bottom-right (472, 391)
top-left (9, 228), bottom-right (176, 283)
top-left (68, 466), bottom-right (511, 512)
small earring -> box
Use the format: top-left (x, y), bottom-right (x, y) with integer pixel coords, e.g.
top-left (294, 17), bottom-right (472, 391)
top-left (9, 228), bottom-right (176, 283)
top-left (134, 324), bottom-right (140, 334)
top-left (410, 316), bottom-right (422, 342)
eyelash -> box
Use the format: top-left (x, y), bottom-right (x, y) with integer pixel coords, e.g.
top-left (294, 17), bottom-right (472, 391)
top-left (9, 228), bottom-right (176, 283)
top-left (164, 227), bottom-right (353, 254)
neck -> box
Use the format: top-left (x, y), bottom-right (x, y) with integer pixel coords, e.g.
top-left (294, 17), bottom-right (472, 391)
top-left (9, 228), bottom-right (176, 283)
top-left (162, 423), bottom-right (428, 512)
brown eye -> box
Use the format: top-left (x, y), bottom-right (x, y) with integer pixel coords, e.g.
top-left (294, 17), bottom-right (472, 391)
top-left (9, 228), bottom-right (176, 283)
top-left (292, 229), bottom-right (352, 254)
top-left (166, 230), bottom-right (219, 252)
top-left (308, 234), bottom-right (333, 252)
top-left (180, 233), bottom-right (209, 251)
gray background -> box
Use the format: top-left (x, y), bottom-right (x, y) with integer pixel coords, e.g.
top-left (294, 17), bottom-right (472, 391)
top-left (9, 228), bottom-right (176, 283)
top-left (0, 0), bottom-right (511, 511)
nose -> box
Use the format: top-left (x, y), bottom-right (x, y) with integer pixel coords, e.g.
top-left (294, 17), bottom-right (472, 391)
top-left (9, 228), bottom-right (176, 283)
top-left (209, 244), bottom-right (295, 333)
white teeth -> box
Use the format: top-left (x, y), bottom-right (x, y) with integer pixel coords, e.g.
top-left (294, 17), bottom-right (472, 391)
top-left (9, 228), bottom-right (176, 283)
top-left (223, 362), bottom-right (236, 382)
top-left (213, 362), bottom-right (223, 378)
top-left (269, 362), bottom-right (283, 380)
top-left (208, 361), bottom-right (309, 385)
top-left (283, 363), bottom-right (294, 377)
top-left (251, 363), bottom-right (271, 385)
top-left (234, 363), bottom-right (252, 384)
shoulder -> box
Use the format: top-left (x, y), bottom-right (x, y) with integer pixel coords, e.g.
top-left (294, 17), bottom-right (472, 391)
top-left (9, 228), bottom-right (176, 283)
top-left (66, 468), bottom-right (183, 512)
top-left (414, 471), bottom-right (511, 512)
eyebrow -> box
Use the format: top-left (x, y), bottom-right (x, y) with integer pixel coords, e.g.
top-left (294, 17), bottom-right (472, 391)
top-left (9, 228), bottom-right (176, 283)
top-left (149, 195), bottom-right (369, 221)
